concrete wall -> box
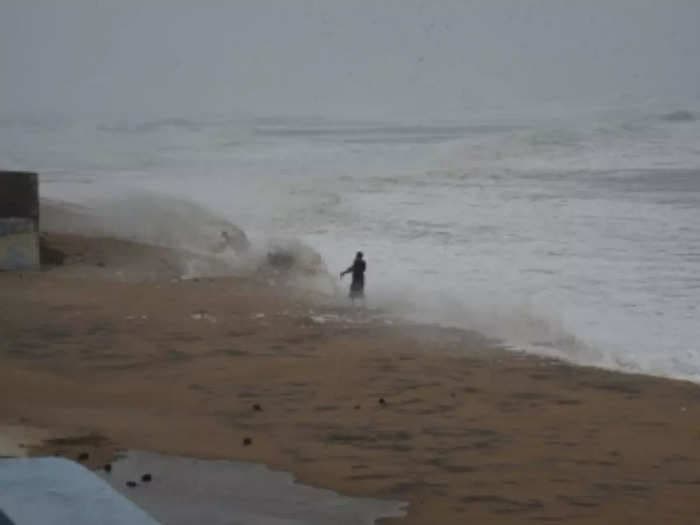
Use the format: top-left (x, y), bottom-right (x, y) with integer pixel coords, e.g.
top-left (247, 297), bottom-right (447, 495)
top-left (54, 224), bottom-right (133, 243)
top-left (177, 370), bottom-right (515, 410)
top-left (0, 172), bottom-right (39, 271)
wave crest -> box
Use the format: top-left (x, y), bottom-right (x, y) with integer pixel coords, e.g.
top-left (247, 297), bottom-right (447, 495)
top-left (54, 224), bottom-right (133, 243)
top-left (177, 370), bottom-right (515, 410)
top-left (40, 192), bottom-right (331, 283)
top-left (659, 110), bottom-right (696, 123)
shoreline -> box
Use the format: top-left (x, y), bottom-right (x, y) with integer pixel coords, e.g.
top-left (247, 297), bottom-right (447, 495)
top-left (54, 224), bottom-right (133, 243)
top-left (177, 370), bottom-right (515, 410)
top-left (2, 234), bottom-right (700, 524)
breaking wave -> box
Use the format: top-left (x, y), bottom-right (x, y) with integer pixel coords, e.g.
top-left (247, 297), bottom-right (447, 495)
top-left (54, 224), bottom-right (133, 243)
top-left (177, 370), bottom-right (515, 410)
top-left (40, 191), bottom-right (332, 286)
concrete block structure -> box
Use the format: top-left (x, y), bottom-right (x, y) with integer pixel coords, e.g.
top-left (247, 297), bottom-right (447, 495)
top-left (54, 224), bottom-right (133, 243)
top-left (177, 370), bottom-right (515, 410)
top-left (0, 171), bottom-right (39, 271)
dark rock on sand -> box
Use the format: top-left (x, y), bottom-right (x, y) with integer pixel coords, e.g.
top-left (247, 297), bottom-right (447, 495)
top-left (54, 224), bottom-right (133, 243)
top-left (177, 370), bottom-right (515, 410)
top-left (39, 236), bottom-right (66, 266)
top-left (379, 398), bottom-right (386, 406)
top-left (141, 473), bottom-right (152, 482)
top-left (263, 240), bottom-right (324, 275)
top-left (252, 403), bottom-right (262, 412)
top-left (243, 437), bottom-right (252, 446)
top-left (78, 452), bottom-right (89, 461)
top-left (104, 463), bottom-right (112, 473)
top-left (267, 252), bottom-right (295, 271)
top-left (126, 481), bottom-right (138, 488)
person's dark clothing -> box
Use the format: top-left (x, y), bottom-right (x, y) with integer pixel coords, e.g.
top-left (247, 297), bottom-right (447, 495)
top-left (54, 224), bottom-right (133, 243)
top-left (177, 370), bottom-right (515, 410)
top-left (348, 259), bottom-right (366, 298)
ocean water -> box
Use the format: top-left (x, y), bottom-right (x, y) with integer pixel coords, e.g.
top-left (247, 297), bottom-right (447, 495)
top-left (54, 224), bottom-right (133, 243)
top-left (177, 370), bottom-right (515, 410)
top-left (2, 106), bottom-right (699, 381)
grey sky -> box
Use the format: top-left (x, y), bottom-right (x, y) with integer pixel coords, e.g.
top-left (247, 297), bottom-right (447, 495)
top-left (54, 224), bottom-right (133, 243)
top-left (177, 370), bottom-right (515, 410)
top-left (1, 1), bottom-right (699, 120)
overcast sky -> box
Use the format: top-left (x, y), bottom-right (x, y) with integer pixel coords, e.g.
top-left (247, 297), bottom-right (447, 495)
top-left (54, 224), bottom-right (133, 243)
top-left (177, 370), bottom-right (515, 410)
top-left (1, 1), bottom-right (699, 120)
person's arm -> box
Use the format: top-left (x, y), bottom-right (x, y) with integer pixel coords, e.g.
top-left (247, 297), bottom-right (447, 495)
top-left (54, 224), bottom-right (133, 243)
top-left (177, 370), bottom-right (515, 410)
top-left (340, 264), bottom-right (353, 277)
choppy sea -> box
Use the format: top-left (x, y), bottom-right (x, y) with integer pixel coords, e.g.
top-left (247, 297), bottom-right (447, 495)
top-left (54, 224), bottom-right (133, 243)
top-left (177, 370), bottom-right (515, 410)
top-left (2, 106), bottom-right (699, 381)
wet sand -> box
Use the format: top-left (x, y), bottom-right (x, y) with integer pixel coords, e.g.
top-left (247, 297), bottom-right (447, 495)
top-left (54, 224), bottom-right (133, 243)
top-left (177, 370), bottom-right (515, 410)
top-left (2, 234), bottom-right (700, 524)
top-left (99, 450), bottom-right (407, 524)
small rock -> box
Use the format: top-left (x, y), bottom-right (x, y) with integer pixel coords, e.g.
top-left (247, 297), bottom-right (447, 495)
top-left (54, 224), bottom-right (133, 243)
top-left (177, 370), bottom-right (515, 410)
top-left (243, 437), bottom-right (252, 446)
top-left (141, 473), bottom-right (152, 483)
top-left (104, 464), bottom-right (112, 473)
top-left (354, 405), bottom-right (361, 410)
top-left (126, 481), bottom-right (138, 488)
top-left (252, 404), bottom-right (262, 412)
top-left (378, 398), bottom-right (386, 406)
top-left (78, 452), bottom-right (89, 461)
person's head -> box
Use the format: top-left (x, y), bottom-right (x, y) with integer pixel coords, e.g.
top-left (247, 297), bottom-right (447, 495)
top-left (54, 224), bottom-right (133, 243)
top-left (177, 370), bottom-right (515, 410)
top-left (356, 251), bottom-right (363, 260)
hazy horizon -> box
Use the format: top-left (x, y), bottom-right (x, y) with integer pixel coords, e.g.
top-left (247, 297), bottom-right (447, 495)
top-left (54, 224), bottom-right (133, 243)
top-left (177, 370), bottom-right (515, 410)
top-left (1, 1), bottom-right (699, 122)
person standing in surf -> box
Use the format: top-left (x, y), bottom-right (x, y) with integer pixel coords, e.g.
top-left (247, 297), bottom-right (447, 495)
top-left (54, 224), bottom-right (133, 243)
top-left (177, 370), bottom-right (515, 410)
top-left (340, 251), bottom-right (366, 304)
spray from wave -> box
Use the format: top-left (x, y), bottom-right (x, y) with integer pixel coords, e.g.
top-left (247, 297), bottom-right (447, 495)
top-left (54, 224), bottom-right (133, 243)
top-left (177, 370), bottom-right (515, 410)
top-left (40, 191), bottom-right (335, 294)
top-left (16, 105), bottom-right (700, 384)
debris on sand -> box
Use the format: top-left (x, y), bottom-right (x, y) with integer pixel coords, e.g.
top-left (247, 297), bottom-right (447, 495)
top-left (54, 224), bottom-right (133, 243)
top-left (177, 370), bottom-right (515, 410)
top-left (191, 311), bottom-right (217, 323)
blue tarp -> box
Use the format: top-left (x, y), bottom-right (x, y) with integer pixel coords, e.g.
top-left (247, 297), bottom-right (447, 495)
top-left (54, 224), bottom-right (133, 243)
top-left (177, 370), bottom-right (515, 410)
top-left (0, 458), bottom-right (158, 525)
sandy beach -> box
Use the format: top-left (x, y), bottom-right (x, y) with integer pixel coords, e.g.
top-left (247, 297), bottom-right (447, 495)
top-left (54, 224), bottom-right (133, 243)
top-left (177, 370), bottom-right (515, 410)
top-left (2, 234), bottom-right (700, 524)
